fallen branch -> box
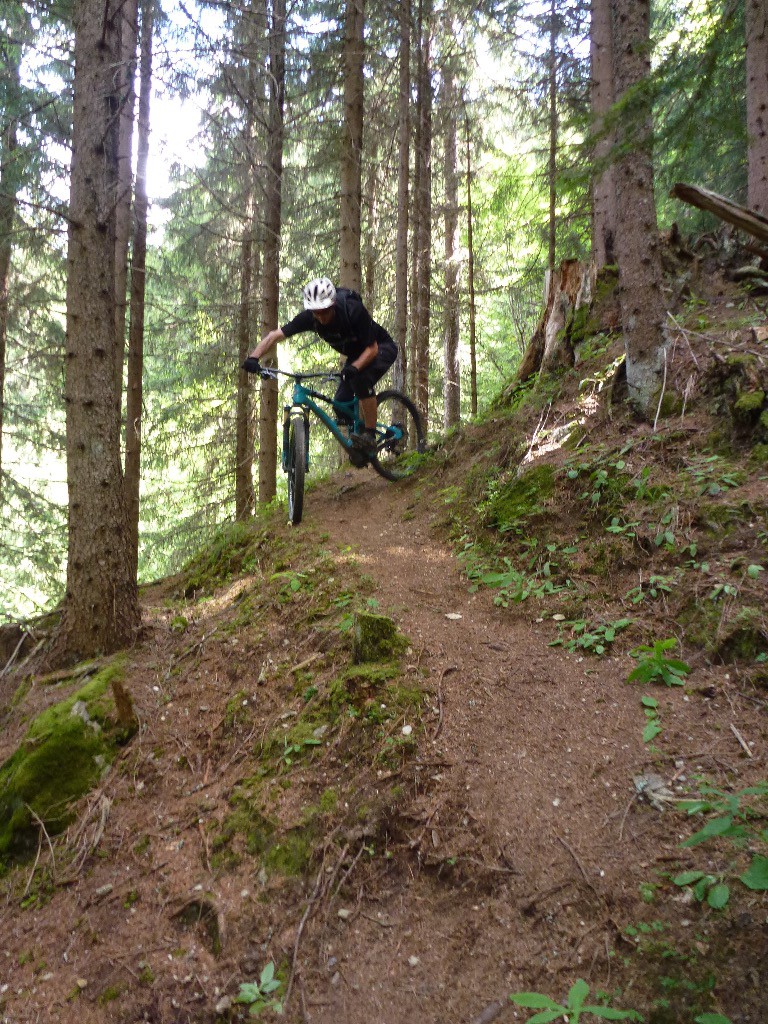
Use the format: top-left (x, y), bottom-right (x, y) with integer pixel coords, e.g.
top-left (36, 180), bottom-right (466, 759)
top-left (729, 723), bottom-right (753, 758)
top-left (670, 182), bottom-right (768, 244)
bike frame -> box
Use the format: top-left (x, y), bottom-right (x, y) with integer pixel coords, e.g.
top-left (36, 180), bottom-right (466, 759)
top-left (268, 369), bottom-right (407, 472)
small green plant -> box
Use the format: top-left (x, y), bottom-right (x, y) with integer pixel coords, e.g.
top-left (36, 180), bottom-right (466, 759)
top-left (625, 575), bottom-right (674, 605)
top-left (687, 455), bottom-right (742, 496)
top-left (550, 618), bottom-right (632, 656)
top-left (694, 1015), bottom-right (733, 1024)
top-left (708, 582), bottom-right (737, 602)
top-left (640, 696), bottom-right (662, 744)
top-left (509, 979), bottom-right (643, 1022)
top-left (671, 869), bottom-right (730, 909)
top-left (606, 517), bottom-right (640, 537)
top-left (234, 961), bottom-right (283, 1016)
top-left (679, 779), bottom-right (768, 893)
top-left (627, 639), bottom-right (690, 686)
top-left (280, 736), bottom-right (322, 766)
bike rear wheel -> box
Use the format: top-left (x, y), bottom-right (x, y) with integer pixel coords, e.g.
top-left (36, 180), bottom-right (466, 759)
top-left (288, 414), bottom-right (307, 523)
top-left (371, 390), bottom-right (427, 481)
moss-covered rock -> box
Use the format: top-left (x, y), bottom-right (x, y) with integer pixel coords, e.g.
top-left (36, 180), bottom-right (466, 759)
top-left (353, 612), bottom-right (408, 664)
top-left (0, 660), bottom-right (135, 863)
top-left (733, 389), bottom-right (766, 423)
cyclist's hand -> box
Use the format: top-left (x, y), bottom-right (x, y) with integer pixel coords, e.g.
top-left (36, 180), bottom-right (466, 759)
top-left (241, 356), bottom-right (262, 374)
top-left (341, 364), bottom-right (359, 382)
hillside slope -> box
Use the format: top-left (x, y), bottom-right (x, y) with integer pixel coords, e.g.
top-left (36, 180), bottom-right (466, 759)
top-left (0, 261), bottom-right (766, 1024)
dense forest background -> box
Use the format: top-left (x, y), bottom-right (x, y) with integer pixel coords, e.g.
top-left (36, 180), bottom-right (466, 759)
top-left (0, 0), bottom-right (759, 639)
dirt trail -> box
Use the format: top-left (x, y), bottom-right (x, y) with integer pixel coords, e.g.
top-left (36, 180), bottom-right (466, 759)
top-left (293, 468), bottom-right (697, 1024)
top-left (1, 459), bottom-right (763, 1024)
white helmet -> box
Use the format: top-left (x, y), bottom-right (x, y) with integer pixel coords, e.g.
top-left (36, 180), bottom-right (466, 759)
top-left (303, 277), bottom-right (336, 310)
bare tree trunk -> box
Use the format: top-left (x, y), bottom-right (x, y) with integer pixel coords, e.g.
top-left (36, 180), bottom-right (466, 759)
top-left (408, 0), bottom-right (423, 403)
top-left (611, 0), bottom-right (668, 419)
top-left (258, 0), bottom-right (286, 505)
top-left (414, 0), bottom-right (433, 433)
top-left (590, 0), bottom-right (616, 268)
top-left (464, 98), bottom-right (477, 418)
top-left (363, 142), bottom-right (378, 308)
top-left (59, 0), bottom-right (139, 661)
top-left (125, 0), bottom-right (153, 578)
top-left (340, 0), bottom-right (364, 291)
top-left (235, 43), bottom-right (259, 522)
top-left (746, 0), bottom-right (768, 216)
top-left (547, 0), bottom-right (558, 274)
top-left (393, 0), bottom-right (410, 395)
top-left (442, 63), bottom-right (460, 429)
top-left (113, 0), bottom-right (139, 425)
top-left (0, 42), bottom-right (21, 505)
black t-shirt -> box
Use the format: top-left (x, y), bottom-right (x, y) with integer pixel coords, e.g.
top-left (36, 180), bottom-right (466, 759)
top-left (281, 293), bottom-right (395, 361)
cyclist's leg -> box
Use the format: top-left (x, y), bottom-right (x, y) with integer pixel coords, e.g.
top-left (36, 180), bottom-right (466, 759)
top-left (355, 339), bottom-right (398, 429)
top-left (333, 377), bottom-right (355, 426)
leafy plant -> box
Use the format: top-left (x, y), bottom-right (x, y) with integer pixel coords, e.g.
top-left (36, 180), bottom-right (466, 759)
top-left (708, 582), bottom-right (737, 602)
top-left (640, 696), bottom-right (662, 744)
top-left (625, 575), bottom-right (674, 605)
top-left (509, 979), bottom-right (643, 1022)
top-left (234, 961), bottom-right (283, 1016)
top-left (687, 455), bottom-right (742, 496)
top-left (280, 736), bottom-right (322, 766)
top-left (627, 639), bottom-right (690, 686)
top-left (679, 779), bottom-right (768, 893)
top-left (672, 869), bottom-right (731, 909)
top-left (606, 517), bottom-right (640, 537)
top-left (549, 618), bottom-right (632, 656)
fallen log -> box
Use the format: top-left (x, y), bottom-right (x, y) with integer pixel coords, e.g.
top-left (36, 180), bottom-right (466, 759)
top-left (670, 182), bottom-right (768, 246)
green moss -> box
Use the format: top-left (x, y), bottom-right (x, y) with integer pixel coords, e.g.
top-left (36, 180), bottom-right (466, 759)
top-left (181, 522), bottom-right (258, 597)
top-left (483, 464), bottom-right (555, 533)
top-left (97, 986), bottom-right (123, 1006)
top-left (0, 660), bottom-right (134, 862)
top-left (656, 390), bottom-right (683, 417)
top-left (733, 389), bottom-right (766, 422)
top-left (10, 678), bottom-right (32, 708)
top-left (353, 612), bottom-right (408, 664)
top-left (263, 826), bottom-right (314, 876)
top-left (212, 799), bottom-right (313, 878)
top-left (318, 788), bottom-right (338, 813)
top-left (714, 607), bottom-right (768, 662)
top-left (751, 441), bottom-right (768, 465)
top-left (677, 596), bottom-right (722, 650)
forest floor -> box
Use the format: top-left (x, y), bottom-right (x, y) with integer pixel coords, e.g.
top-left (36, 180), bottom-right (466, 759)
top-left (1, 261), bottom-right (767, 1024)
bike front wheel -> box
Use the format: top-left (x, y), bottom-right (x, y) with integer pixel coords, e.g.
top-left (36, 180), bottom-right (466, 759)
top-left (371, 390), bottom-right (427, 481)
top-left (287, 414), bottom-right (307, 523)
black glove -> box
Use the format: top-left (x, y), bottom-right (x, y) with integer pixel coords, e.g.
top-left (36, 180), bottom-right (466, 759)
top-left (242, 356), bottom-right (262, 374)
top-left (341, 364), bottom-right (359, 382)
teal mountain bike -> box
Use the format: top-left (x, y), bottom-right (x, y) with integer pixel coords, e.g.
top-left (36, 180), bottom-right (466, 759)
top-left (258, 367), bottom-right (426, 524)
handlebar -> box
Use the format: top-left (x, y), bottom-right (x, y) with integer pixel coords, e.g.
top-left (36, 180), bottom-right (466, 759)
top-left (257, 366), bottom-right (341, 384)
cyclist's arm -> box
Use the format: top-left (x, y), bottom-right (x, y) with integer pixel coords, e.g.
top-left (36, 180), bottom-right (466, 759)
top-left (250, 310), bottom-right (315, 359)
top-left (351, 341), bottom-right (379, 371)
top-left (251, 327), bottom-right (284, 360)
top-left (347, 302), bottom-right (378, 370)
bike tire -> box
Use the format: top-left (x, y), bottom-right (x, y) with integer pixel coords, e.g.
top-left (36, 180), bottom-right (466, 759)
top-left (371, 390), bottom-right (427, 481)
top-left (288, 414), bottom-right (307, 523)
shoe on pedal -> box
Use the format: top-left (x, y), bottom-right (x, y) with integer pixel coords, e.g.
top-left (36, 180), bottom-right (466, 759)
top-left (350, 427), bottom-right (377, 458)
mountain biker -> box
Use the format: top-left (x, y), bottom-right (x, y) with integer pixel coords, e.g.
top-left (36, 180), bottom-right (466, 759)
top-left (243, 277), bottom-right (398, 457)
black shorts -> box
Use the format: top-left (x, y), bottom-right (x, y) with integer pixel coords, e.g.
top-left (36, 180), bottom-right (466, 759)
top-left (334, 338), bottom-right (398, 403)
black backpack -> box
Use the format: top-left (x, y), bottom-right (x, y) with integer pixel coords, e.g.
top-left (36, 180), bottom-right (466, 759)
top-left (335, 286), bottom-right (362, 307)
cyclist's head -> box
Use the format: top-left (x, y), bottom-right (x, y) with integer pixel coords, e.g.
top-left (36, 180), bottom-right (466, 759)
top-left (303, 277), bottom-right (336, 311)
